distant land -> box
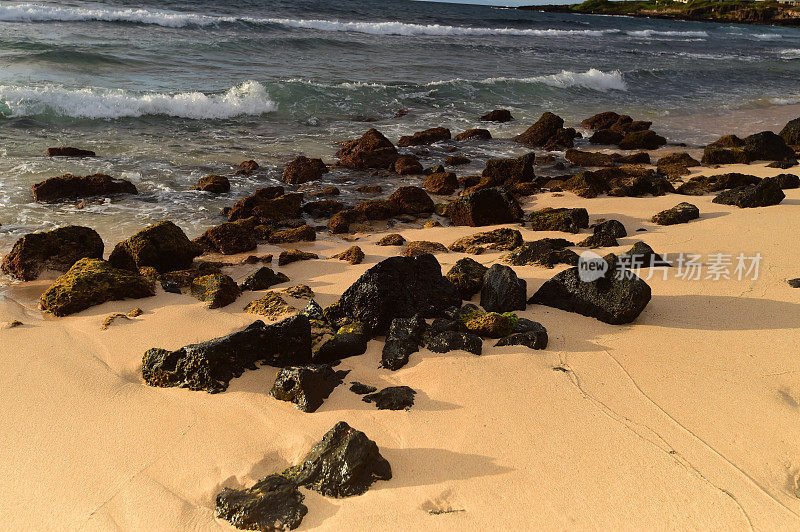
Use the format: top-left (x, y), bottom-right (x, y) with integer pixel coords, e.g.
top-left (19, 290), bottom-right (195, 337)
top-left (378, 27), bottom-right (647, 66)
top-left (522, 0), bottom-right (800, 27)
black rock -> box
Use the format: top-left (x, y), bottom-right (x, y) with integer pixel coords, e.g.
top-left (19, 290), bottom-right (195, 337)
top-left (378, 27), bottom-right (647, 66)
top-left (619, 241), bottom-right (670, 268)
top-left (337, 254), bottom-right (460, 335)
top-left (528, 260), bottom-right (651, 325)
top-left (593, 219), bottom-right (627, 238)
top-left (651, 202), bottom-right (699, 226)
top-left (241, 267), bottom-right (290, 291)
top-left (504, 239), bottom-right (578, 268)
top-left (362, 386), bottom-right (417, 410)
top-left (426, 330), bottom-right (483, 355)
top-left (445, 187), bottom-right (524, 227)
top-left (216, 474), bottom-right (307, 532)
top-left (495, 319), bottom-right (548, 350)
top-left (445, 257), bottom-right (488, 300)
top-left (282, 421), bottom-right (392, 497)
top-left (381, 314), bottom-right (427, 371)
top-left (161, 279), bottom-right (182, 294)
top-left (480, 264), bottom-right (526, 313)
top-left (788, 278), bottom-right (800, 288)
top-left (270, 364), bottom-right (347, 413)
top-left (350, 382), bottom-right (377, 395)
top-left (774, 173), bottom-right (800, 190)
top-left (142, 315), bottom-right (312, 393)
top-left (577, 232), bottom-right (618, 248)
top-left (312, 322), bottom-right (370, 364)
top-left (767, 160), bottom-right (798, 170)
top-left (712, 177), bottom-right (785, 208)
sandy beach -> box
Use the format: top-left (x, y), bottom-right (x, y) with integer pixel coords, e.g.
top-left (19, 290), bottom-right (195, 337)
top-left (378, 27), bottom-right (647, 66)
top-left (1, 159), bottom-right (799, 530)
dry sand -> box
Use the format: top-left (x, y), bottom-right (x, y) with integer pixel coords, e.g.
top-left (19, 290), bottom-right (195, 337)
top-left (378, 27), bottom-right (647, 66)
top-left (1, 162), bottom-right (799, 530)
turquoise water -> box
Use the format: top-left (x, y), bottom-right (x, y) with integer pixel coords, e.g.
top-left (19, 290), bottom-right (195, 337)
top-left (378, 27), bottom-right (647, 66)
top-left (0, 0), bottom-right (798, 249)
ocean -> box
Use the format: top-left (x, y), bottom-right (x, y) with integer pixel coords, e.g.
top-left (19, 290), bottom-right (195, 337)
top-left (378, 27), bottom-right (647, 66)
top-left (0, 0), bottom-right (798, 250)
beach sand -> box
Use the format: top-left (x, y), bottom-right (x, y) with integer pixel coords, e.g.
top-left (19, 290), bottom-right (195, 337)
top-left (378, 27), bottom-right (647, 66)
top-left (1, 162), bottom-right (799, 530)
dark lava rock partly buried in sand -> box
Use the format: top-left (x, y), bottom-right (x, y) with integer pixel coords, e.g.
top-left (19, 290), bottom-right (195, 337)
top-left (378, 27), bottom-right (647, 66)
top-left (529, 255), bottom-right (651, 325)
top-left (109, 220), bottom-right (201, 273)
top-left (712, 177), bottom-right (785, 208)
top-left (449, 228), bottom-right (523, 255)
top-left (141, 315), bottom-right (312, 393)
top-left (593, 219), bottom-right (627, 238)
top-left (504, 239), bottom-right (578, 269)
top-left (651, 202), bottom-right (700, 226)
top-left (676, 173), bottom-right (761, 196)
top-left (402, 240), bottom-right (449, 257)
top-left (332, 245), bottom-right (365, 265)
top-left (774, 173), bottom-right (800, 189)
top-left (702, 131), bottom-right (796, 165)
top-left (455, 303), bottom-right (518, 338)
top-left (577, 232), bottom-right (618, 248)
top-left (445, 187), bottom-right (523, 227)
top-left (301, 301), bottom-right (370, 365)
top-left (1, 225), bottom-right (104, 281)
top-left (381, 314), bottom-right (427, 370)
top-left (350, 382), bottom-right (377, 394)
top-left (362, 386), bottom-right (417, 410)
top-left (194, 218), bottom-right (258, 255)
top-left (446, 257), bottom-right (488, 300)
top-left (32, 173), bottom-right (138, 202)
top-left (780, 117), bottom-right (800, 146)
top-left (494, 318), bottom-right (549, 350)
top-left (334, 254), bottom-right (460, 335)
top-left (377, 233), bottom-right (405, 246)
top-left (270, 364), bottom-right (347, 413)
top-left (528, 207), bottom-right (589, 233)
top-left (240, 267), bottom-right (289, 291)
top-left (216, 474), bottom-right (307, 532)
top-left (190, 274), bottom-right (240, 309)
top-left (282, 421), bottom-right (392, 497)
top-left (620, 241), bottom-right (670, 268)
top-left (480, 264), bottom-right (526, 313)
top-left (39, 258), bottom-right (155, 317)
top-left (191, 174), bottom-right (230, 193)
top-left (426, 330), bottom-right (482, 355)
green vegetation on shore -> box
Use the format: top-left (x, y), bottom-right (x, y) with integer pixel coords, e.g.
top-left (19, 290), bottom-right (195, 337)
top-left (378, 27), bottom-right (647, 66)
top-left (524, 0), bottom-right (800, 27)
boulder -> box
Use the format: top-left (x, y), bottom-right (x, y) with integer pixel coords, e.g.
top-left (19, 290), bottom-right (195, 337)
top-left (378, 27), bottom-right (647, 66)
top-left (388, 186), bottom-right (435, 214)
top-left (712, 177), bottom-right (785, 208)
top-left (228, 190), bottom-right (303, 223)
top-left (190, 274), bottom-right (240, 309)
top-left (577, 232), bottom-right (618, 248)
top-left (779, 117), bottom-right (800, 146)
top-left (194, 218), bottom-right (258, 255)
top-left (620, 241), bottom-right (670, 268)
top-left (480, 109), bottom-right (513, 122)
top-left (284, 284), bottom-right (314, 299)
top-left (481, 154), bottom-right (535, 187)
top-left (332, 246), bottom-right (365, 265)
top-left (240, 267), bottom-right (289, 291)
top-left (494, 318), bottom-right (548, 349)
top-left (480, 264), bottom-right (526, 313)
top-left (302, 199), bottom-right (344, 217)
top-left (1, 225), bottom-right (103, 281)
top-left (393, 155), bottom-right (423, 175)
top-left (281, 156), bottom-right (328, 185)
top-left (446, 258), bottom-right (488, 299)
top-left (676, 173), bottom-right (761, 195)
top-left (445, 187), bottom-right (523, 227)
top-left (109, 221), bottom-right (201, 273)
top-left (39, 258), bottom-right (154, 317)
top-left (216, 474), bottom-right (307, 532)
top-left (581, 112), bottom-right (621, 131)
top-left (702, 132), bottom-right (795, 164)
top-left (446, 155), bottom-right (471, 166)
top-left (270, 364), bottom-right (346, 412)
top-left (281, 421), bottom-right (392, 497)
top-left (336, 254), bottom-right (460, 334)
top-left (423, 172), bottom-right (459, 195)
top-left (46, 147), bottom-right (96, 158)
top-left (775, 173), bottom-right (800, 189)
top-left (656, 152), bottom-right (700, 177)
top-left (767, 160), bottom-right (798, 169)
top-left (504, 239), bottom-right (578, 268)
top-left (589, 129), bottom-right (624, 145)
top-left (528, 207), bottom-right (589, 233)
top-left (398, 127), bottom-right (451, 147)
top-left (350, 382), bottom-right (377, 394)
top-left (142, 315), bottom-right (312, 392)
top-left (32, 174), bottom-right (137, 202)
top-left (593, 219), bottom-right (627, 238)
top-left (562, 171), bottom-right (612, 198)
top-left (454, 128), bottom-right (492, 141)
top-left (402, 241), bottom-right (448, 257)
top-left (377, 233), bottom-right (405, 246)
top-left (269, 225), bottom-right (316, 244)
top-left (426, 330), bottom-right (482, 355)
top-left (355, 185), bottom-right (382, 194)
top-left (336, 128), bottom-right (398, 170)
top-left (528, 257), bottom-right (651, 324)
top-left (565, 149), bottom-right (616, 167)
top-left (191, 174), bottom-right (230, 193)
top-left (381, 314), bottom-right (427, 370)
top-left (456, 303), bottom-right (518, 338)
top-left (448, 228), bottom-right (523, 254)
top-left (617, 130), bottom-right (666, 150)
top-left (245, 292), bottom-right (297, 320)
top-left (235, 160), bottom-right (259, 175)
top-left (362, 386), bottom-right (416, 410)
top-left (278, 249), bottom-right (318, 266)
top-left (514, 112), bottom-right (574, 149)
top-left (651, 202), bottom-right (699, 225)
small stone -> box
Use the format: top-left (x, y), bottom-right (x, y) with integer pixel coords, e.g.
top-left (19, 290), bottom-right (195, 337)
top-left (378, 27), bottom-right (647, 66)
top-left (128, 307), bottom-right (143, 317)
top-left (270, 364), bottom-right (346, 412)
top-left (101, 313), bottom-right (129, 330)
top-left (283, 284), bottom-right (314, 299)
top-left (787, 278), bottom-right (800, 288)
top-left (350, 382), bottom-right (377, 395)
top-left (278, 249), bottom-right (318, 266)
top-left (362, 386), bottom-right (416, 410)
top-left (402, 241), bottom-right (449, 257)
top-left (377, 233), bottom-right (405, 246)
top-left (5, 320), bottom-right (23, 328)
top-left (245, 292), bottom-right (297, 319)
top-left (333, 246), bottom-right (365, 265)
top-left (651, 202), bottom-right (700, 226)
top-left (240, 267), bottom-right (289, 291)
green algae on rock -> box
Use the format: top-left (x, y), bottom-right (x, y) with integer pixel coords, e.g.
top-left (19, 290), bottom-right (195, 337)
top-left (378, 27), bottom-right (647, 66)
top-left (190, 274), bottom-right (240, 309)
top-left (245, 292), bottom-right (297, 320)
top-left (446, 257), bottom-right (488, 300)
top-left (109, 220), bottom-right (201, 273)
top-left (39, 258), bottom-right (154, 317)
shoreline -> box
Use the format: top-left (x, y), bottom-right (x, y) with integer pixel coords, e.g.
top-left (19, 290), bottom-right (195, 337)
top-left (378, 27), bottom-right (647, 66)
top-left (1, 105), bottom-right (799, 528)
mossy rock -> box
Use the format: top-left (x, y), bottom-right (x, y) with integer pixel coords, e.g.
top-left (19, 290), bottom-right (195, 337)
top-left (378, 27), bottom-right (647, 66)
top-left (455, 303), bottom-right (518, 338)
top-left (109, 220), bottom-right (201, 273)
top-left (40, 258), bottom-right (155, 317)
top-left (190, 274), bottom-right (240, 309)
top-left (240, 266), bottom-right (289, 291)
top-left (446, 257), bottom-right (488, 300)
top-left (528, 207), bottom-right (589, 233)
top-left (245, 292), bottom-right (297, 320)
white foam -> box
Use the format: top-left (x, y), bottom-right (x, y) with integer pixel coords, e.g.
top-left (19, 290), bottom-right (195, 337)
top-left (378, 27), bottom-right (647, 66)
top-left (0, 3), bottom-right (229, 27)
top-left (468, 69), bottom-right (628, 92)
top-left (770, 96), bottom-right (800, 106)
top-left (0, 80), bottom-right (276, 119)
top-left (750, 33), bottom-right (782, 40)
top-left (779, 48), bottom-right (800, 59)
top-left (627, 29), bottom-right (708, 38)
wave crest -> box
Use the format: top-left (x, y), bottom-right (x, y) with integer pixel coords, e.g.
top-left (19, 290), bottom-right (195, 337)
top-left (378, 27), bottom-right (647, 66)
top-left (0, 80), bottom-right (276, 119)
